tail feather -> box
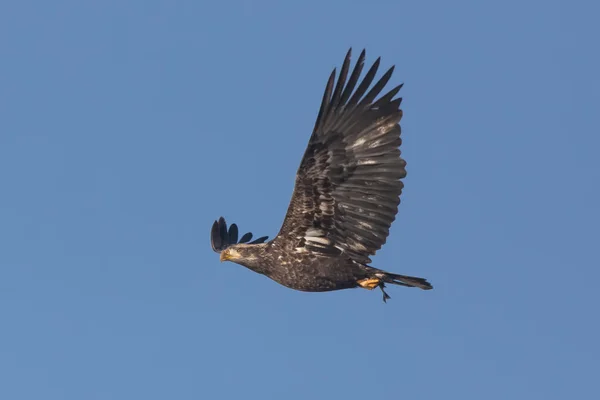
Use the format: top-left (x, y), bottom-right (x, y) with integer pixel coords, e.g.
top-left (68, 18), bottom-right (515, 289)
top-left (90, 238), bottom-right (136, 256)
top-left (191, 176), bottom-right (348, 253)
top-left (381, 272), bottom-right (433, 290)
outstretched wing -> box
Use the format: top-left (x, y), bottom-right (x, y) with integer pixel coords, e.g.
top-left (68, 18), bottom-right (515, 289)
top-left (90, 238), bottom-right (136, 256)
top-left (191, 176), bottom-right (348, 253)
top-left (275, 49), bottom-right (406, 265)
top-left (210, 217), bottom-right (268, 253)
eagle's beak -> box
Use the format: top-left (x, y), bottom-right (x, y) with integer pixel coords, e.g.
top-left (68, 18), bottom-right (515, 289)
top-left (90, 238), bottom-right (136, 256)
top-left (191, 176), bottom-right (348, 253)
top-left (220, 248), bottom-right (241, 262)
top-left (220, 251), bottom-right (228, 262)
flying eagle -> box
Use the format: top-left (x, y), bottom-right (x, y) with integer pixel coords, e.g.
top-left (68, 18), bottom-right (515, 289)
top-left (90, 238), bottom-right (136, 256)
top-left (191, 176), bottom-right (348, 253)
top-left (211, 49), bottom-right (432, 302)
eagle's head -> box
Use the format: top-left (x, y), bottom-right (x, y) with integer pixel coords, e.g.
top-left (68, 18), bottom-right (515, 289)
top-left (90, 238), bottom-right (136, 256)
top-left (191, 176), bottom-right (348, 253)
top-left (219, 243), bottom-right (270, 274)
top-left (220, 243), bottom-right (261, 264)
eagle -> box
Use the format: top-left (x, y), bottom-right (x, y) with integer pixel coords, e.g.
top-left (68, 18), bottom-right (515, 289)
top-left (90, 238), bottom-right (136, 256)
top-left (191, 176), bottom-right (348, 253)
top-left (211, 49), bottom-right (432, 302)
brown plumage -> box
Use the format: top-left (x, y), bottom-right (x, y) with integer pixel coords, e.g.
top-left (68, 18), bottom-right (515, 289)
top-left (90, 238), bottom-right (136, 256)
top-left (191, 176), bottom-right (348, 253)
top-left (211, 49), bottom-right (432, 302)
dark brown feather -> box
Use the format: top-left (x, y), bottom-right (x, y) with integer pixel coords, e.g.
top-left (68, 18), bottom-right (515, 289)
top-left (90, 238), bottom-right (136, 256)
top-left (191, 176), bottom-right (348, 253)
top-left (275, 49), bottom-right (406, 265)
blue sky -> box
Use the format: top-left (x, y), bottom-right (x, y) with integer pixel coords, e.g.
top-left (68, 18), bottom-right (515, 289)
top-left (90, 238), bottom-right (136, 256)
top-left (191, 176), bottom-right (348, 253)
top-left (1, 0), bottom-right (598, 399)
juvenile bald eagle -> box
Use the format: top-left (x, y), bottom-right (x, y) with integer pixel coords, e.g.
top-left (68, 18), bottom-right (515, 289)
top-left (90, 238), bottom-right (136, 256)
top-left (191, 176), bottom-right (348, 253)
top-left (211, 49), bottom-right (432, 302)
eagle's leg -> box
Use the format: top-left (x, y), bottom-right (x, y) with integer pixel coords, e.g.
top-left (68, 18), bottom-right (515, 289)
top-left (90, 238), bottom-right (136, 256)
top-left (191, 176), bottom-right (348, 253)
top-left (357, 278), bottom-right (391, 303)
top-left (357, 278), bottom-right (380, 290)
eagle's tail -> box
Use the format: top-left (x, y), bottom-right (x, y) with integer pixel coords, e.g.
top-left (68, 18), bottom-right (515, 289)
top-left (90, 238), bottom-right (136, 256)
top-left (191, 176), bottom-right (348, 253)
top-left (360, 267), bottom-right (432, 302)
top-left (373, 271), bottom-right (432, 303)
top-left (380, 272), bottom-right (433, 290)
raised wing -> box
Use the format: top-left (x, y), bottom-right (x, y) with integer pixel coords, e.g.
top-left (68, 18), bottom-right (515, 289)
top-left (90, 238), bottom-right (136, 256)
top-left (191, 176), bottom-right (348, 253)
top-left (210, 217), bottom-right (268, 253)
top-left (275, 49), bottom-right (405, 265)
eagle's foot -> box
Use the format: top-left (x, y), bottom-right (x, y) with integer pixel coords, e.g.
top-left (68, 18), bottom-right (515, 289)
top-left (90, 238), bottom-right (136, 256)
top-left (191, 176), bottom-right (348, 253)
top-left (357, 278), bottom-right (381, 290)
top-left (379, 283), bottom-right (391, 303)
top-left (358, 278), bottom-right (392, 303)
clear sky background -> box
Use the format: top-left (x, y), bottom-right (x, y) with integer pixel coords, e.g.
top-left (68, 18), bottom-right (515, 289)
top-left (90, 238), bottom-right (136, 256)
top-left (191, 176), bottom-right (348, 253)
top-left (1, 1), bottom-right (598, 399)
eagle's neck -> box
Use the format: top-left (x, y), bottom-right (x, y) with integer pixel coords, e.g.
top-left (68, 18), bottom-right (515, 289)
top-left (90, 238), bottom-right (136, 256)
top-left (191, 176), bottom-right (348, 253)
top-left (236, 243), bottom-right (271, 275)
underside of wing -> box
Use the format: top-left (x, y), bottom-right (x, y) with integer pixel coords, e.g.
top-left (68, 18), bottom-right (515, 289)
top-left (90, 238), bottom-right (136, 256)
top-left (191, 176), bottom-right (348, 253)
top-left (276, 49), bottom-right (406, 265)
top-left (211, 217), bottom-right (268, 253)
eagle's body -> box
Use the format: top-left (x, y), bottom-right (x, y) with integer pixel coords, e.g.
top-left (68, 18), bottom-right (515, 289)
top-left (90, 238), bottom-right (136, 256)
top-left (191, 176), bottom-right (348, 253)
top-left (211, 49), bottom-right (432, 302)
top-left (224, 242), bottom-right (370, 292)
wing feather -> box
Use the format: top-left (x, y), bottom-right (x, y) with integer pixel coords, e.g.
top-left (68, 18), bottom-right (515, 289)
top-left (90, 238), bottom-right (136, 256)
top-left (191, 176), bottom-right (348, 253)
top-left (210, 217), bottom-right (268, 253)
top-left (275, 49), bottom-right (406, 264)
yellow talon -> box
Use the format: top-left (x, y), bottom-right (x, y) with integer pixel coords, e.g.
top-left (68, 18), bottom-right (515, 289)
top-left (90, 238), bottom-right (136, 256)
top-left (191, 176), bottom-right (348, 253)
top-left (358, 278), bottom-right (381, 290)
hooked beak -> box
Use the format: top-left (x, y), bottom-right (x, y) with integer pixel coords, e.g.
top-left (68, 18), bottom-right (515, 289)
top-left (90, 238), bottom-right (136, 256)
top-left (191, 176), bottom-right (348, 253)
top-left (220, 249), bottom-right (239, 262)
top-left (220, 251), bottom-right (228, 262)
